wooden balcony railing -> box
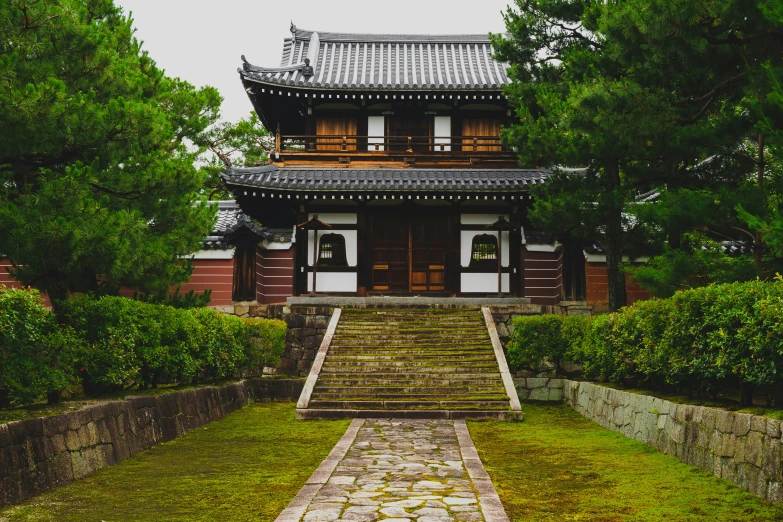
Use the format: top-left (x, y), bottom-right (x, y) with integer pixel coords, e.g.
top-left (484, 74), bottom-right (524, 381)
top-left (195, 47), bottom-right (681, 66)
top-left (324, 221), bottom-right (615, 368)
top-left (278, 135), bottom-right (506, 153)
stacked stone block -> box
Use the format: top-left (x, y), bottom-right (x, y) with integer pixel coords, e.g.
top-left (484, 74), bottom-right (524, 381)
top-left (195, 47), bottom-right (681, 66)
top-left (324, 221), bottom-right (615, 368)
top-left (0, 381), bottom-right (254, 507)
top-left (515, 378), bottom-right (564, 401)
top-left (563, 381), bottom-right (783, 503)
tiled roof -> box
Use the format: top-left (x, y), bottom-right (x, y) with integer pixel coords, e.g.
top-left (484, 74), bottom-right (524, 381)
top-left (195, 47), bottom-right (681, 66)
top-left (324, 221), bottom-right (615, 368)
top-left (223, 166), bottom-right (550, 193)
top-left (212, 200), bottom-right (242, 234)
top-left (240, 25), bottom-right (511, 91)
top-left (203, 200), bottom-right (293, 249)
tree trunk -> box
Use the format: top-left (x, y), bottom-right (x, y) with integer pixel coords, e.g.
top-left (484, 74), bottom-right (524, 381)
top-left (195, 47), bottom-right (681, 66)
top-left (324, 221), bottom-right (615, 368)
top-left (754, 132), bottom-right (765, 269)
top-left (45, 273), bottom-right (70, 317)
top-left (774, 382), bottom-right (783, 408)
top-left (740, 381), bottom-right (755, 407)
top-left (47, 390), bottom-right (62, 405)
top-left (603, 163), bottom-right (627, 312)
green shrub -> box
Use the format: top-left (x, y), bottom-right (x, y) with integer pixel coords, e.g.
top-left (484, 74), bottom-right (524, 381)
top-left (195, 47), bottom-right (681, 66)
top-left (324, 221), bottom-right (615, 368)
top-left (508, 279), bottom-right (783, 402)
top-left (0, 286), bottom-right (76, 406)
top-left (241, 318), bottom-right (286, 372)
top-left (188, 308), bottom-right (246, 380)
top-left (508, 314), bottom-right (589, 376)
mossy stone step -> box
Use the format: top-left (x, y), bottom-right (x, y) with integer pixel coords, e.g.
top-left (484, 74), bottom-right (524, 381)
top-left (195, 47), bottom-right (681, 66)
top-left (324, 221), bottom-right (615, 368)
top-left (302, 307), bottom-right (514, 416)
top-left (313, 385), bottom-right (506, 394)
top-left (322, 363), bottom-right (498, 370)
top-left (315, 378), bottom-right (505, 387)
top-left (296, 409), bottom-right (520, 420)
top-left (307, 399), bottom-right (510, 410)
top-left (312, 393), bottom-right (510, 401)
top-left (329, 352), bottom-right (495, 363)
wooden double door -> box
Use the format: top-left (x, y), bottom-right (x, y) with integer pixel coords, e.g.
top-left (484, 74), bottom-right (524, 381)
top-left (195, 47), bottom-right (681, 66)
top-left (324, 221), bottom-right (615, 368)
top-left (371, 216), bottom-right (449, 293)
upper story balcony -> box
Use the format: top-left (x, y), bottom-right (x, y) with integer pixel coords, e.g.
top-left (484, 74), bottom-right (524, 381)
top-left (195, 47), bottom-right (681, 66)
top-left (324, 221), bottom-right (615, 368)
top-left (273, 132), bottom-right (518, 168)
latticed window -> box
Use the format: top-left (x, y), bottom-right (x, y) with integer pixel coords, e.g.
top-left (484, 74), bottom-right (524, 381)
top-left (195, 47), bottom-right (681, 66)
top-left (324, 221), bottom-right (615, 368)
top-left (317, 233), bottom-right (348, 267)
top-left (469, 234), bottom-right (498, 270)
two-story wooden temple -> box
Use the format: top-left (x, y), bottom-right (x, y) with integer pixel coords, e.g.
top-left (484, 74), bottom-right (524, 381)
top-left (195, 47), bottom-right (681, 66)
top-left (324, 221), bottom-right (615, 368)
top-left (219, 24), bottom-right (650, 308)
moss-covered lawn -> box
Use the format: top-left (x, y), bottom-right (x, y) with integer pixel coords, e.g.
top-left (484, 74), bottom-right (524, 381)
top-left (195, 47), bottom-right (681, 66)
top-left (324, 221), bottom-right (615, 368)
top-left (469, 404), bottom-right (783, 522)
top-left (0, 402), bottom-right (350, 522)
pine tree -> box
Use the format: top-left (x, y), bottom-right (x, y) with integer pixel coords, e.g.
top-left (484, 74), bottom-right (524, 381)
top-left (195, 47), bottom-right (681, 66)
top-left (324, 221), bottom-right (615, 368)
top-left (0, 0), bottom-right (222, 308)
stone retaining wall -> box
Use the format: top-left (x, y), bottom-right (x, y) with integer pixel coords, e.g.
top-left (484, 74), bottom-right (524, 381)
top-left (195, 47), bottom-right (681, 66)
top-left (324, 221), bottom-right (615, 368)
top-left (562, 381), bottom-right (783, 503)
top-left (515, 377), bottom-right (565, 401)
top-left (222, 303), bottom-right (333, 377)
top-left (0, 378), bottom-right (304, 508)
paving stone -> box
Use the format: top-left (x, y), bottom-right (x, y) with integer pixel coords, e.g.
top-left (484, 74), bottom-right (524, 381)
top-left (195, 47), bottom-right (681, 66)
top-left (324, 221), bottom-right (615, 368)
top-left (288, 419), bottom-right (507, 521)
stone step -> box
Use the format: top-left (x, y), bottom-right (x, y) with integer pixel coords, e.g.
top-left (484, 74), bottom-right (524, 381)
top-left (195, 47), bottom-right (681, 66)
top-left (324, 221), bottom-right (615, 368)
top-left (307, 399), bottom-right (510, 410)
top-left (296, 408), bottom-right (520, 420)
top-left (312, 390), bottom-right (508, 398)
top-left (313, 385), bottom-right (506, 395)
top-left (315, 377), bottom-right (505, 387)
top-left (328, 347), bottom-right (492, 354)
top-left (320, 364), bottom-right (502, 373)
top-left (332, 335), bottom-right (490, 342)
top-left (324, 354), bottom-right (497, 362)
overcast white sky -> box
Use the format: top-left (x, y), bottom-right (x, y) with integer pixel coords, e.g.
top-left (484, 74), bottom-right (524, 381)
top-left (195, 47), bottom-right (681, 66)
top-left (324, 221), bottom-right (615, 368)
top-left (115, 0), bottom-right (515, 122)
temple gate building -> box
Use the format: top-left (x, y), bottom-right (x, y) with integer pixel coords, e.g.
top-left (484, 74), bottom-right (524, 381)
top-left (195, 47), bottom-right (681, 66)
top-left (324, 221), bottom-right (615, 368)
top-left (215, 24), bottom-right (649, 309)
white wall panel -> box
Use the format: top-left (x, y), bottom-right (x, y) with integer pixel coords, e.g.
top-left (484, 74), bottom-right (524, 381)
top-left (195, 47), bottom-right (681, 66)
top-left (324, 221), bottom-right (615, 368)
top-left (460, 231), bottom-right (509, 267)
top-left (307, 272), bottom-right (358, 292)
top-left (434, 116), bottom-right (451, 151)
top-left (307, 230), bottom-right (357, 267)
top-left (461, 214), bottom-right (509, 225)
top-left (368, 116), bottom-right (385, 151)
top-left (461, 273), bottom-right (509, 293)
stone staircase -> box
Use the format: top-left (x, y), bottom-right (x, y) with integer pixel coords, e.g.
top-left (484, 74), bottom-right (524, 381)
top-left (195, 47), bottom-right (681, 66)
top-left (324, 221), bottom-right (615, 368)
top-left (296, 308), bottom-right (520, 420)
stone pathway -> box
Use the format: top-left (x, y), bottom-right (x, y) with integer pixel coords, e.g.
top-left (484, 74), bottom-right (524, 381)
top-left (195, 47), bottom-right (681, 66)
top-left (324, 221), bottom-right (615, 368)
top-left (276, 419), bottom-right (508, 522)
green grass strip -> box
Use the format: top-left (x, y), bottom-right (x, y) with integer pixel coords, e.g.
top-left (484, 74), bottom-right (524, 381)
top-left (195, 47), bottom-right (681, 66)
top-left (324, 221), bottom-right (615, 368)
top-left (0, 403), bottom-right (350, 522)
top-left (468, 404), bottom-right (783, 521)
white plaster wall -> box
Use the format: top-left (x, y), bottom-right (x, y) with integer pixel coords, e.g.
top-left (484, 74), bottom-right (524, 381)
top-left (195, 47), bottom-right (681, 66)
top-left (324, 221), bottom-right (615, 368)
top-left (191, 249), bottom-right (235, 260)
top-left (308, 213), bottom-right (357, 224)
top-left (461, 273), bottom-right (509, 293)
top-left (306, 213), bottom-right (358, 267)
top-left (368, 116), bottom-right (385, 151)
top-left (307, 230), bottom-right (357, 267)
top-left (259, 241), bottom-right (293, 251)
top-left (461, 214), bottom-right (509, 225)
top-left (460, 231), bottom-right (509, 267)
top-left (307, 272), bottom-right (358, 292)
top-left (434, 116), bottom-right (451, 151)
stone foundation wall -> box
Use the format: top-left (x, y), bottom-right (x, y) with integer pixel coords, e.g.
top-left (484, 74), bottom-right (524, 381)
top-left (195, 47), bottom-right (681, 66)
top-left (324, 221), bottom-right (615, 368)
top-left (489, 305), bottom-right (553, 348)
top-left (0, 378), bottom-right (304, 508)
top-left (563, 381), bottom-right (783, 503)
top-left (515, 377), bottom-right (565, 401)
top-left (221, 302), bottom-right (333, 377)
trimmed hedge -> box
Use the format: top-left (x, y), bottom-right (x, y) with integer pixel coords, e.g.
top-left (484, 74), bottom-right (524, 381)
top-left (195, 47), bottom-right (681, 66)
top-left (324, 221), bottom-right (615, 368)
top-left (0, 287), bottom-right (78, 407)
top-left (0, 288), bottom-right (286, 405)
top-left (508, 280), bottom-right (783, 403)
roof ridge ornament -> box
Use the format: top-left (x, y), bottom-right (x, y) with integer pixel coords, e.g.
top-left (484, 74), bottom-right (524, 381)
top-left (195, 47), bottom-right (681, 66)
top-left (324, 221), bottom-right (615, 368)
top-left (302, 58), bottom-right (313, 78)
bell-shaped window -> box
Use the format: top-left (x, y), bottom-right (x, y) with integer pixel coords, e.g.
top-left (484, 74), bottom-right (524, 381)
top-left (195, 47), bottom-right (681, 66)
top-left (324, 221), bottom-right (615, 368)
top-left (317, 233), bottom-right (348, 267)
top-left (469, 234), bottom-right (498, 270)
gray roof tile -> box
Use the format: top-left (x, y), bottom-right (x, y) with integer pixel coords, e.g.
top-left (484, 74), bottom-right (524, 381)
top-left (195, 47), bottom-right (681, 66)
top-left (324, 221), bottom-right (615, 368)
top-left (204, 200), bottom-right (293, 249)
top-left (223, 166), bottom-right (549, 193)
top-left (241, 26), bottom-right (510, 91)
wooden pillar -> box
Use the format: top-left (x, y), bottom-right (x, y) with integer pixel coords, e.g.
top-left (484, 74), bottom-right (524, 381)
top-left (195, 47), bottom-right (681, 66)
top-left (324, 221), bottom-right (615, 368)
top-left (510, 211), bottom-right (522, 297)
top-left (294, 210), bottom-right (308, 296)
top-left (357, 203), bottom-right (370, 295)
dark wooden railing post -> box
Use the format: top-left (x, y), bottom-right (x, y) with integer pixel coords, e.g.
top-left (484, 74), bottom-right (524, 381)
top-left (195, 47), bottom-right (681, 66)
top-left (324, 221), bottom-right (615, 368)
top-left (275, 123), bottom-right (281, 151)
top-left (472, 137), bottom-right (477, 152)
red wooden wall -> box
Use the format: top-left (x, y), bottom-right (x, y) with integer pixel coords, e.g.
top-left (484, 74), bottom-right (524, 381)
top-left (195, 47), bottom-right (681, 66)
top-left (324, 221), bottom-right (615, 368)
top-left (0, 258), bottom-right (21, 290)
top-left (586, 261), bottom-right (650, 307)
top-left (179, 259), bottom-right (235, 306)
top-left (256, 249), bottom-right (294, 304)
top-left (523, 250), bottom-right (563, 305)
